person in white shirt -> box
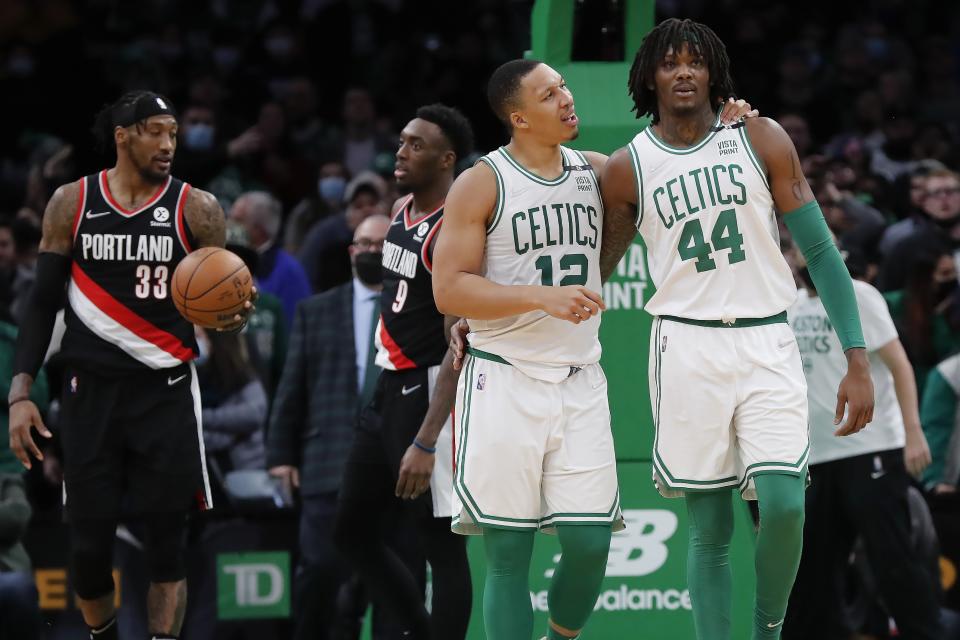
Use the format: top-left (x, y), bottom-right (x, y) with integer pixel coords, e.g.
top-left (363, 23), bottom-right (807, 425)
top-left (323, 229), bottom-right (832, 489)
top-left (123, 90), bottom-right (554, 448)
top-left (784, 246), bottom-right (941, 640)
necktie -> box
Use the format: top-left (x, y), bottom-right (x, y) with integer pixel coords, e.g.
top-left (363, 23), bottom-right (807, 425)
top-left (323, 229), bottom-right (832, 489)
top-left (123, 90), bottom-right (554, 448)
top-left (358, 294), bottom-right (381, 409)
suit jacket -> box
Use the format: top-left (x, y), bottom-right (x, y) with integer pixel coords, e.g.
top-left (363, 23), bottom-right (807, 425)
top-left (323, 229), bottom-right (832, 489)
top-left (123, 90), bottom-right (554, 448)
top-left (266, 282), bottom-right (361, 495)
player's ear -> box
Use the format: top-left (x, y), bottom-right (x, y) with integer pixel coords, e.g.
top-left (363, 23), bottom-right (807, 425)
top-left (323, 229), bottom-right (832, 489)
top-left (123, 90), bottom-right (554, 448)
top-left (441, 150), bottom-right (456, 170)
top-left (510, 110), bottom-right (528, 131)
top-left (114, 126), bottom-right (127, 147)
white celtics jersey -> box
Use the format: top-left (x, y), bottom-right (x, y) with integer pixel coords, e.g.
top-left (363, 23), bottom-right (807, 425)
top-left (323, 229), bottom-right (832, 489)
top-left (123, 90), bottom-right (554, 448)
top-left (467, 146), bottom-right (603, 382)
top-left (629, 115), bottom-right (797, 321)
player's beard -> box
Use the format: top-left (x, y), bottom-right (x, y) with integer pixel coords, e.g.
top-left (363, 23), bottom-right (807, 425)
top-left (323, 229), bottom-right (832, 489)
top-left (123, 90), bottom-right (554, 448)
top-left (135, 155), bottom-right (170, 184)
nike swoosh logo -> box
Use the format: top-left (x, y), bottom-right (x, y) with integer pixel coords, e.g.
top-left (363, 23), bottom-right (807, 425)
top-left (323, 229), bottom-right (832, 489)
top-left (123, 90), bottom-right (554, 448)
top-left (85, 209), bottom-right (113, 219)
top-left (767, 620), bottom-right (784, 629)
top-left (168, 374), bottom-right (187, 386)
top-left (400, 384), bottom-right (422, 396)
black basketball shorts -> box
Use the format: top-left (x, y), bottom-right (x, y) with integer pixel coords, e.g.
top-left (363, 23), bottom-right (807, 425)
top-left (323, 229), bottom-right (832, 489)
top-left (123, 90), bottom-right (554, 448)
top-left (57, 362), bottom-right (211, 520)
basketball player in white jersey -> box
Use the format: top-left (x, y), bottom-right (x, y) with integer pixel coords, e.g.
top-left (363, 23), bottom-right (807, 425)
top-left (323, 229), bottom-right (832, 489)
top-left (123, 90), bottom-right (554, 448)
top-left (598, 19), bottom-right (875, 640)
top-left (433, 59), bottom-right (754, 640)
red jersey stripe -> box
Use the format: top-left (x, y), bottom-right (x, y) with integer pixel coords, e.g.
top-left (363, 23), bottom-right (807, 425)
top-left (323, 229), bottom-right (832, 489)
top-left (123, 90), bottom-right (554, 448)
top-left (420, 217), bottom-right (443, 274)
top-left (71, 263), bottom-right (194, 361)
top-left (71, 177), bottom-right (87, 240)
top-left (175, 183), bottom-right (193, 252)
top-left (378, 316), bottom-right (416, 369)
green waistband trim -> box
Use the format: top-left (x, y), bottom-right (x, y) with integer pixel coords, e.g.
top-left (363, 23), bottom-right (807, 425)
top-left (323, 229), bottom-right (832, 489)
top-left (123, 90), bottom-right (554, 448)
top-left (659, 311), bottom-right (788, 328)
top-left (467, 347), bottom-right (511, 365)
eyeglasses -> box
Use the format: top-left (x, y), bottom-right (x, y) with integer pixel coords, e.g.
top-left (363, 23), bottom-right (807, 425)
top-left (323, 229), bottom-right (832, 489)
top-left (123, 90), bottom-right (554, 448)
top-left (352, 239), bottom-right (384, 251)
top-left (927, 188), bottom-right (960, 198)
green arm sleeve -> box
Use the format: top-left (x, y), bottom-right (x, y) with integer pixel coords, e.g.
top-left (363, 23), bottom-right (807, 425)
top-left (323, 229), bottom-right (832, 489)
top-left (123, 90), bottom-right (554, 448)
top-left (783, 201), bottom-right (866, 350)
top-left (919, 366), bottom-right (957, 487)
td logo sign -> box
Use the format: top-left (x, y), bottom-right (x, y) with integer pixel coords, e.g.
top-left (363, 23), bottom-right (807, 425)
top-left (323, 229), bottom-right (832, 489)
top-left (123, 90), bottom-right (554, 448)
top-left (217, 552), bottom-right (291, 619)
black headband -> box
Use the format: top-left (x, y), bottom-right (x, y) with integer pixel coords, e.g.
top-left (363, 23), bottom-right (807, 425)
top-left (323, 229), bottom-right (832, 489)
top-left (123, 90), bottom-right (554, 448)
top-left (112, 93), bottom-right (177, 128)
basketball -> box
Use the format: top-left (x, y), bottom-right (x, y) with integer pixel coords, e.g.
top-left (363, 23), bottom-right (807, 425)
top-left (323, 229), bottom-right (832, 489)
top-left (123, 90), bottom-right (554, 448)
top-left (171, 247), bottom-right (253, 329)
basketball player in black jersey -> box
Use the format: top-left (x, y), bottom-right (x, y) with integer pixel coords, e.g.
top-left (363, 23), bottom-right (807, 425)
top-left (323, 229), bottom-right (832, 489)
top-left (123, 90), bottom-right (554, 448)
top-left (7, 91), bottom-right (251, 640)
top-left (332, 104), bottom-right (474, 639)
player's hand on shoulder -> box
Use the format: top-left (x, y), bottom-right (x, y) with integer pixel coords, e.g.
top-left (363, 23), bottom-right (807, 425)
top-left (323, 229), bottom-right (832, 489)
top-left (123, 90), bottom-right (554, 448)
top-left (719, 96), bottom-right (759, 126)
top-left (535, 285), bottom-right (606, 324)
top-left (8, 399), bottom-right (51, 470)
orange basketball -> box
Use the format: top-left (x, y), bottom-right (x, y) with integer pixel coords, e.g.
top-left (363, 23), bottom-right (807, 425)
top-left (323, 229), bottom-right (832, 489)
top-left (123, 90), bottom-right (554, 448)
top-left (171, 247), bottom-right (253, 329)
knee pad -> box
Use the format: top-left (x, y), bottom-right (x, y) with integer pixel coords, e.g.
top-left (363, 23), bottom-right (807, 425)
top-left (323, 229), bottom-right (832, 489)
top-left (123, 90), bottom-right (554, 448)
top-left (143, 512), bottom-right (189, 584)
top-left (69, 519), bottom-right (117, 600)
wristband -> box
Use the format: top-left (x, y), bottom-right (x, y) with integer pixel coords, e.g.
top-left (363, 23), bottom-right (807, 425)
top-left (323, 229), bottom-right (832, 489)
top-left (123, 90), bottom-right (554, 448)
top-left (413, 439), bottom-right (436, 454)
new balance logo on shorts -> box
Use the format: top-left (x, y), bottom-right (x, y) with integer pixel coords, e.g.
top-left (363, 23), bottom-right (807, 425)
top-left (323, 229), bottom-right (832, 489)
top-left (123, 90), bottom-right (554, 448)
top-left (476, 373), bottom-right (486, 391)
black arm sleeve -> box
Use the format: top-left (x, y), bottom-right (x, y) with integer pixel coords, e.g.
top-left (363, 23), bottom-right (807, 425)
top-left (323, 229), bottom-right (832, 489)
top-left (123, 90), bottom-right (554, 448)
top-left (12, 252), bottom-right (71, 379)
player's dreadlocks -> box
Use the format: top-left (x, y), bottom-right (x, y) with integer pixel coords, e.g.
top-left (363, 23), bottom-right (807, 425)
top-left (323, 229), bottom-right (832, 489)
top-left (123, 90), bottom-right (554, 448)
top-left (627, 18), bottom-right (735, 124)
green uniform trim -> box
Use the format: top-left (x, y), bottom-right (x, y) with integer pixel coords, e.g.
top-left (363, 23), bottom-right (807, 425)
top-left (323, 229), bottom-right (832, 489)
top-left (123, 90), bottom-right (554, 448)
top-left (737, 123), bottom-right (767, 181)
top-left (498, 146), bottom-right (572, 186)
top-left (478, 156), bottom-right (506, 234)
top-left (466, 347), bottom-right (510, 365)
top-left (454, 356), bottom-right (541, 532)
top-left (627, 142), bottom-right (645, 228)
top-left (659, 311), bottom-right (787, 328)
top-left (644, 110), bottom-right (722, 155)
top-left (783, 200), bottom-right (866, 350)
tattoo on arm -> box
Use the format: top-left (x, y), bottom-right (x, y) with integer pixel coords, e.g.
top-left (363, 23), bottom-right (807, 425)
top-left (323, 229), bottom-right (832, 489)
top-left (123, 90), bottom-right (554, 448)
top-left (599, 203), bottom-right (638, 283)
top-left (39, 182), bottom-right (81, 255)
top-left (184, 188), bottom-right (226, 248)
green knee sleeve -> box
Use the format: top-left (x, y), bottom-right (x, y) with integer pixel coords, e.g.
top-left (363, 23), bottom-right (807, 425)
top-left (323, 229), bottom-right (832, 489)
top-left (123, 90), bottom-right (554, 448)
top-left (686, 490), bottom-right (735, 640)
top-left (482, 528), bottom-right (536, 640)
top-left (546, 525), bottom-right (612, 638)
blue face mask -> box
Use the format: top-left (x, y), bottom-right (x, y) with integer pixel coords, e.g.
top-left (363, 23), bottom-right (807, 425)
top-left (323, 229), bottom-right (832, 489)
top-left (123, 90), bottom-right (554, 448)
top-left (184, 124), bottom-right (215, 151)
top-left (319, 176), bottom-right (346, 205)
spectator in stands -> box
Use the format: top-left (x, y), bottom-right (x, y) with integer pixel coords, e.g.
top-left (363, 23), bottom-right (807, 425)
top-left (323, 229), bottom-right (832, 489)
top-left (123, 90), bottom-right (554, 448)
top-left (285, 160), bottom-right (348, 256)
top-left (267, 213), bottom-right (391, 640)
top-left (920, 353), bottom-right (960, 495)
top-left (224, 222), bottom-right (289, 402)
top-left (0, 320), bottom-right (47, 640)
top-left (230, 190), bottom-right (311, 331)
top-left (883, 235), bottom-right (960, 394)
top-left (173, 104), bottom-right (264, 190)
top-left (322, 88), bottom-right (396, 177)
top-left (786, 247), bottom-right (941, 639)
top-left (881, 163), bottom-right (941, 254)
top-left (298, 171), bottom-right (387, 292)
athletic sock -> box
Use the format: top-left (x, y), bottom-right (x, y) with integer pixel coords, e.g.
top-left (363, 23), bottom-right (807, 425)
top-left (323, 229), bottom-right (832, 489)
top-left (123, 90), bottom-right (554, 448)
top-left (752, 473), bottom-right (805, 640)
top-left (482, 528), bottom-right (536, 640)
top-left (546, 524), bottom-right (612, 637)
top-left (685, 489), bottom-right (734, 640)
top-left (88, 616), bottom-right (117, 640)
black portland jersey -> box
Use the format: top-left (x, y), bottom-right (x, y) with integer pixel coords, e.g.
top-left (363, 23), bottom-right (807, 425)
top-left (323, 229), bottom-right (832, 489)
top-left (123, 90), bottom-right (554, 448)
top-left (374, 195), bottom-right (446, 370)
top-left (60, 171), bottom-right (199, 372)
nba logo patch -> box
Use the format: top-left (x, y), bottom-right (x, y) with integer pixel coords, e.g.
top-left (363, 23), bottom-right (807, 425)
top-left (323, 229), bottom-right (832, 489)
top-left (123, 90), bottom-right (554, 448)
top-left (661, 336), bottom-right (668, 352)
top-left (476, 373), bottom-right (486, 391)
top-left (70, 376), bottom-right (78, 393)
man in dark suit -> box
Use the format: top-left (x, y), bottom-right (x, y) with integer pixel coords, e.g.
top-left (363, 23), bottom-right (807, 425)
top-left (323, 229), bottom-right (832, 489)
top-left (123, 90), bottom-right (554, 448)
top-left (267, 213), bottom-right (390, 640)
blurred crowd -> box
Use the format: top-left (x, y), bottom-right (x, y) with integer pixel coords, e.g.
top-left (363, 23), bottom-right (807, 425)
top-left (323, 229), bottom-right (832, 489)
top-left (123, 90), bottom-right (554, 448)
top-left (0, 0), bottom-right (959, 638)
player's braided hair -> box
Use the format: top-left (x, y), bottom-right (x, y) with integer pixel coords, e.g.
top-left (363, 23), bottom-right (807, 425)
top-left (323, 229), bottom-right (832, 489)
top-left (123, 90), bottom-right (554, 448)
top-left (91, 90), bottom-right (169, 155)
top-left (486, 58), bottom-right (543, 129)
top-left (415, 104), bottom-right (475, 163)
top-left (627, 18), bottom-right (735, 124)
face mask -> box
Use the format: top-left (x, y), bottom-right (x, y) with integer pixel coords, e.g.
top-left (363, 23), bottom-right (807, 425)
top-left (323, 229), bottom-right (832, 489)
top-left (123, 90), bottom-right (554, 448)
top-left (935, 280), bottom-right (956, 304)
top-left (318, 176), bottom-right (346, 204)
top-left (184, 124), bottom-right (215, 151)
top-left (354, 251), bottom-right (383, 286)
top-left (931, 213), bottom-right (960, 230)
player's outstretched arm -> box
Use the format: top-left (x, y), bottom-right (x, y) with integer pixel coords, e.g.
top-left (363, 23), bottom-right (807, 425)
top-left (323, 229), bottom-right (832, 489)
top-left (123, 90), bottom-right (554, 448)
top-left (749, 117), bottom-right (874, 435)
top-left (598, 148), bottom-right (639, 283)
top-left (184, 188), bottom-right (256, 329)
top-left (432, 164), bottom-right (604, 324)
top-left (8, 182), bottom-right (80, 468)
top-left (877, 338), bottom-right (932, 476)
